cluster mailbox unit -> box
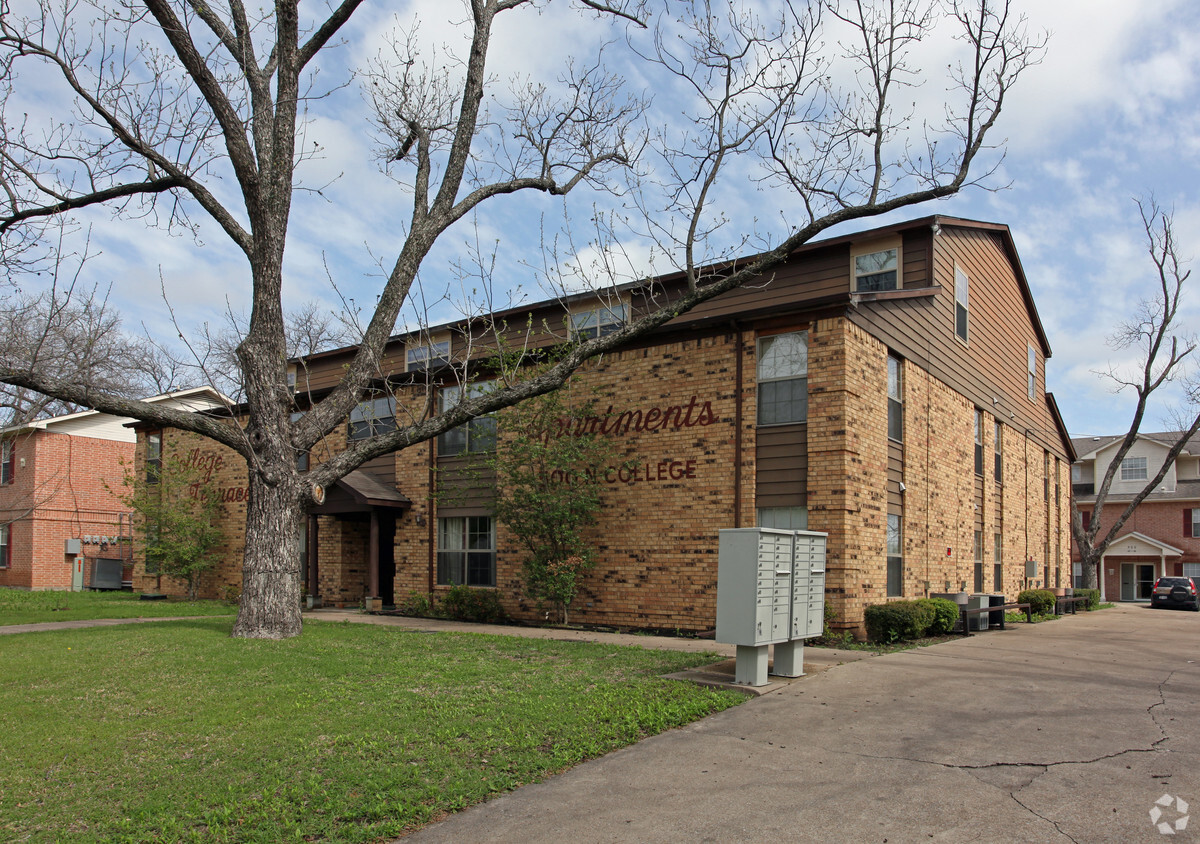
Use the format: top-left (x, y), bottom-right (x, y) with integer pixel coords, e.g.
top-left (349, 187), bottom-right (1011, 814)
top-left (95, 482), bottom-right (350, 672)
top-left (716, 527), bottom-right (828, 686)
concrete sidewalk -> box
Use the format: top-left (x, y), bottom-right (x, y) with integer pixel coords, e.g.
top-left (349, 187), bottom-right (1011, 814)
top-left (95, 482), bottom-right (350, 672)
top-left (400, 603), bottom-right (1200, 843)
top-left (301, 608), bottom-right (876, 693)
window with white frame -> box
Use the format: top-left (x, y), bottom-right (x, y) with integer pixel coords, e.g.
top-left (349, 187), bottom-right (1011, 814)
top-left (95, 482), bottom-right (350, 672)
top-left (954, 266), bottom-right (969, 342)
top-left (348, 396), bottom-right (397, 441)
top-left (757, 506), bottom-right (808, 531)
top-left (1120, 456), bottom-right (1148, 481)
top-left (973, 409), bottom-right (984, 476)
top-left (855, 248), bottom-right (899, 292)
top-left (0, 523), bottom-right (9, 568)
top-left (438, 382), bottom-right (497, 456)
top-left (1191, 510), bottom-right (1200, 537)
top-left (1027, 344), bottom-right (1037, 400)
top-left (570, 302), bottom-right (628, 340)
top-left (146, 432), bottom-right (162, 484)
top-left (973, 530), bottom-right (984, 592)
top-left (887, 355), bottom-right (903, 442)
top-left (994, 531), bottom-right (1003, 591)
top-left (886, 513), bottom-right (903, 597)
top-left (1184, 562), bottom-right (1200, 580)
top-left (406, 339), bottom-right (451, 372)
top-left (437, 516), bottom-right (496, 586)
top-left (757, 332), bottom-right (808, 425)
top-left (0, 440), bottom-right (13, 485)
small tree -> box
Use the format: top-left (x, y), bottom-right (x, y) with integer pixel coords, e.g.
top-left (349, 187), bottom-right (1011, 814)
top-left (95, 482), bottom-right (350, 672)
top-left (489, 380), bottom-right (623, 625)
top-left (115, 453), bottom-right (224, 600)
top-left (1072, 200), bottom-right (1200, 589)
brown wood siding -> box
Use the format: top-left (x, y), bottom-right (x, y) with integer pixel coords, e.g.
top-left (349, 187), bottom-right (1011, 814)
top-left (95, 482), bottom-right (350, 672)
top-left (847, 225), bottom-right (1068, 461)
top-left (359, 453), bottom-right (395, 487)
top-left (887, 440), bottom-right (904, 509)
top-left (435, 455), bottom-right (496, 514)
top-left (755, 423), bottom-right (807, 508)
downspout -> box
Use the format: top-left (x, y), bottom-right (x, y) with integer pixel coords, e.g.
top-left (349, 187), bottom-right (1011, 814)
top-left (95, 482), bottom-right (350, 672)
top-left (732, 320), bottom-right (744, 528)
top-left (427, 440), bottom-right (436, 594)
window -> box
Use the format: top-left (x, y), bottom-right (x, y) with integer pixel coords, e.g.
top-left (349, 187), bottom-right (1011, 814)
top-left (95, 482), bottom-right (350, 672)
top-left (973, 410), bottom-right (984, 476)
top-left (1184, 563), bottom-right (1200, 580)
top-left (757, 332), bottom-right (808, 425)
top-left (954, 266), bottom-right (969, 342)
top-left (973, 530), bottom-right (984, 592)
top-left (887, 355), bottom-right (903, 442)
top-left (993, 532), bottom-right (1003, 591)
top-left (1120, 456), bottom-right (1147, 481)
top-left (146, 432), bottom-right (162, 484)
top-left (757, 506), bottom-right (808, 530)
top-left (570, 302), bottom-right (629, 340)
top-left (1071, 463), bottom-right (1082, 483)
top-left (348, 396), bottom-right (397, 441)
top-left (0, 523), bottom-right (9, 568)
top-left (0, 440), bottom-right (13, 485)
top-left (290, 412), bottom-right (309, 471)
top-left (437, 516), bottom-right (496, 586)
top-left (886, 513), bottom-right (902, 597)
top-left (993, 421), bottom-right (1003, 484)
top-left (1043, 451), bottom-right (1050, 500)
top-left (855, 248), bottom-right (898, 292)
top-left (438, 382), bottom-right (497, 456)
top-left (1073, 562), bottom-right (1083, 588)
top-left (406, 340), bottom-right (451, 372)
top-left (1187, 509), bottom-right (1200, 538)
top-left (1027, 344), bottom-right (1037, 400)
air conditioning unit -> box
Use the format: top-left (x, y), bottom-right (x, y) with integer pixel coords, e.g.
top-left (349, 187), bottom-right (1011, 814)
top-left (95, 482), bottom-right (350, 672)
top-left (86, 558), bottom-right (124, 590)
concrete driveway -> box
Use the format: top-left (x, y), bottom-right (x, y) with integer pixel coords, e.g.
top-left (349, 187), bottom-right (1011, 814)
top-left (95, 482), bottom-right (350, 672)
top-left (403, 603), bottom-right (1200, 843)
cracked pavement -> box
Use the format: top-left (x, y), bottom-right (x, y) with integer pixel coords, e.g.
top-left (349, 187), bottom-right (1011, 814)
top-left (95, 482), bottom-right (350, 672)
top-left (402, 603), bottom-right (1200, 843)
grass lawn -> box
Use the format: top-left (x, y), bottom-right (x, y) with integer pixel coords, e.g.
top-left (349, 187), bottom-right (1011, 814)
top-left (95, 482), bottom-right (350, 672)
top-left (0, 587), bottom-right (236, 625)
top-left (0, 618), bottom-right (744, 842)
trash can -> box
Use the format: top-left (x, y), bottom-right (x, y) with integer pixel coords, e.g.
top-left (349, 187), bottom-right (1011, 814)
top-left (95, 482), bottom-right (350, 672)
top-left (966, 594), bottom-right (990, 631)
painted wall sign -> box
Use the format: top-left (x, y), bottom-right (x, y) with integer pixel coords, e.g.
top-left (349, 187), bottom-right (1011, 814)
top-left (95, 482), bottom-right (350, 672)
top-left (551, 396), bottom-right (719, 439)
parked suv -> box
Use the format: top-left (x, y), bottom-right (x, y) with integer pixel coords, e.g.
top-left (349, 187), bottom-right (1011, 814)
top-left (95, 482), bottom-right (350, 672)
top-left (1149, 577), bottom-right (1200, 611)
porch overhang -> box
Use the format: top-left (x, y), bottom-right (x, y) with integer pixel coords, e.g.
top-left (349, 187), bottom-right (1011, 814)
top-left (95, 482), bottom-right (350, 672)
top-left (308, 470), bottom-right (411, 515)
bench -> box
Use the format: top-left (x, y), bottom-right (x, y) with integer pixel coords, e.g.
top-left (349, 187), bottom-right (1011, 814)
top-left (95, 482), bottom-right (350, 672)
top-left (1055, 595), bottom-right (1090, 615)
top-left (959, 602), bottom-right (1032, 636)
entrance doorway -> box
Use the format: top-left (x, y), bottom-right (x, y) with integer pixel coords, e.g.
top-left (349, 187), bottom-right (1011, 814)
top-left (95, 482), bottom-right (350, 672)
top-left (1120, 563), bottom-right (1155, 601)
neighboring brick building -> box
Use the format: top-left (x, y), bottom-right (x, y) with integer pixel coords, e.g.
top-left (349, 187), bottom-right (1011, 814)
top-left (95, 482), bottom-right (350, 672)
top-left (132, 216), bottom-right (1075, 635)
top-left (1070, 432), bottom-right (1200, 602)
top-left (0, 389), bottom-right (227, 591)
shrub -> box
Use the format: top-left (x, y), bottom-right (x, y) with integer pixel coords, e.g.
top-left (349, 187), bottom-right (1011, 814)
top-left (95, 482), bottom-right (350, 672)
top-left (433, 585), bottom-right (507, 624)
top-left (919, 597), bottom-right (961, 635)
top-left (1073, 588), bottom-right (1101, 611)
top-left (1017, 589), bottom-right (1057, 615)
top-left (398, 590), bottom-right (433, 617)
top-left (864, 600), bottom-right (935, 643)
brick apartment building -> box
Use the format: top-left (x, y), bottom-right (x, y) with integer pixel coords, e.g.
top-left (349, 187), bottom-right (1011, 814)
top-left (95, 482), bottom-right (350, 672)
top-left (0, 388), bottom-right (226, 591)
top-left (1071, 432), bottom-right (1200, 601)
top-left (131, 216), bottom-right (1075, 635)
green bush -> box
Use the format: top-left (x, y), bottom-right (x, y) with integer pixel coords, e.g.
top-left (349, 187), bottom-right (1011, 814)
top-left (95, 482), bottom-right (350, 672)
top-left (919, 597), bottom-right (961, 635)
top-left (1017, 589), bottom-right (1057, 615)
top-left (864, 600), bottom-right (935, 643)
top-left (398, 590), bottom-right (432, 617)
top-left (1073, 588), bottom-right (1101, 611)
top-left (433, 585), bottom-right (507, 624)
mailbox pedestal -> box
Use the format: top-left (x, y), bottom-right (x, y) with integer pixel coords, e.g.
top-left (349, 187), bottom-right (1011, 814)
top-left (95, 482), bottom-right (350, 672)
top-left (716, 528), bottom-right (827, 686)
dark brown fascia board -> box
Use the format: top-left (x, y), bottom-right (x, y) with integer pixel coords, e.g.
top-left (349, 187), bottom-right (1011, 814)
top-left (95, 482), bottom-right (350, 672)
top-left (292, 215), bottom-right (1053, 372)
top-left (1045, 392), bottom-right (1077, 462)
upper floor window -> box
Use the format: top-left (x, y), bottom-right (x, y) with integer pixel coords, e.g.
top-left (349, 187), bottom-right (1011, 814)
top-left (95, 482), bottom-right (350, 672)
top-left (1191, 509), bottom-right (1200, 537)
top-left (855, 248), bottom-right (898, 292)
top-left (974, 409), bottom-right (984, 476)
top-left (290, 412), bottom-right (309, 472)
top-left (146, 432), bottom-right (162, 484)
top-left (954, 266), bottom-right (969, 342)
top-left (757, 331), bottom-right (808, 425)
top-left (570, 302), bottom-right (628, 340)
top-left (994, 420), bottom-right (1003, 484)
top-left (348, 396), bottom-right (397, 441)
top-left (438, 382), bottom-right (497, 456)
top-left (406, 340), bottom-right (451, 372)
top-left (887, 355), bottom-right (903, 442)
top-left (1027, 344), bottom-right (1037, 400)
top-left (1071, 463), bottom-right (1082, 482)
top-left (0, 440), bottom-right (13, 485)
top-left (1120, 456), bottom-right (1147, 481)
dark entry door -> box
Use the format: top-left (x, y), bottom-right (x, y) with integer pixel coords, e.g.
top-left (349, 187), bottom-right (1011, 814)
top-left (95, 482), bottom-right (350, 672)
top-left (378, 515), bottom-right (396, 606)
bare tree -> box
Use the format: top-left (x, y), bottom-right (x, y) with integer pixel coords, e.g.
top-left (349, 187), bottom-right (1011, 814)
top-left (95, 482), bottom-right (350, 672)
top-left (0, 0), bottom-right (1044, 638)
top-left (1071, 200), bottom-right (1200, 590)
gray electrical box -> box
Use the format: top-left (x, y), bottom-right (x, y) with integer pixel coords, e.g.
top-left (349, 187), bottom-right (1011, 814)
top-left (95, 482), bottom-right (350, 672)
top-left (716, 528), bottom-right (827, 685)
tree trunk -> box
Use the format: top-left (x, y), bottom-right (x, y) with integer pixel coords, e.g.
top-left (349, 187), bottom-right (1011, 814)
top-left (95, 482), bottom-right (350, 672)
top-left (1079, 551), bottom-right (1100, 590)
top-left (231, 474), bottom-right (304, 639)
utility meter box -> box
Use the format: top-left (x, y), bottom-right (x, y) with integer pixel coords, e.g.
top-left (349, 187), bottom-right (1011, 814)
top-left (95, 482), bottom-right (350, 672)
top-left (716, 528), bottom-right (828, 647)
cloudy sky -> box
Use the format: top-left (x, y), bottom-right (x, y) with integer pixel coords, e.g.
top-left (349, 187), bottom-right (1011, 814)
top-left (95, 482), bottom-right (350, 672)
top-left (13, 0), bottom-right (1200, 439)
